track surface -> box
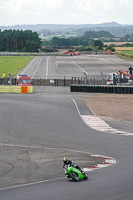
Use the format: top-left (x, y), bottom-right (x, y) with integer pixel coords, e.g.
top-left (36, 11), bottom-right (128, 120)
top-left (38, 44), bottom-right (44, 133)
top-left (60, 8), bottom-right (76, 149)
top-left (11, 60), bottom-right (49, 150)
top-left (0, 88), bottom-right (133, 200)
top-left (1, 55), bottom-right (133, 199)
top-left (17, 54), bottom-right (133, 79)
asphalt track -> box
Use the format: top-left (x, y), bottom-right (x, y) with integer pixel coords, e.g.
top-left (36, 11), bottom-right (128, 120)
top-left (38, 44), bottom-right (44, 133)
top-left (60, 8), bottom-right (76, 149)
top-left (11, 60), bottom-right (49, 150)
top-left (0, 88), bottom-right (133, 200)
top-left (1, 55), bottom-right (133, 199)
top-left (17, 54), bottom-right (133, 79)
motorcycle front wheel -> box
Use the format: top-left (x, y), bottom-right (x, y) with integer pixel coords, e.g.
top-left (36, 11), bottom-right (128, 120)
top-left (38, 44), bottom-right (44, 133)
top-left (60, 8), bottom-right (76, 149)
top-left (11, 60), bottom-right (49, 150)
top-left (70, 172), bottom-right (79, 181)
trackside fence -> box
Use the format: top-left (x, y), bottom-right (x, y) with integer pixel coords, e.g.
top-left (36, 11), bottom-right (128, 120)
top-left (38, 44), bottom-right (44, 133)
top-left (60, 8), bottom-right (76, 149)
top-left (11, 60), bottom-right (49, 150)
top-left (0, 77), bottom-right (105, 86)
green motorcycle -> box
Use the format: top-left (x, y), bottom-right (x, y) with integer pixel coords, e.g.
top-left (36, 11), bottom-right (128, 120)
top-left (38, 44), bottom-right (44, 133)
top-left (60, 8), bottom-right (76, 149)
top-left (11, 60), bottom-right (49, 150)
top-left (64, 164), bottom-right (88, 181)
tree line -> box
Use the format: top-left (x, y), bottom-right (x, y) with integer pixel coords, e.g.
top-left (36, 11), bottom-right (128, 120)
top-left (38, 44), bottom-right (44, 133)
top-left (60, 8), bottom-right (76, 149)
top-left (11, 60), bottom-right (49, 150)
top-left (43, 36), bottom-right (91, 47)
top-left (42, 36), bottom-right (104, 51)
top-left (83, 30), bottom-right (114, 39)
top-left (42, 31), bottom-right (114, 49)
top-left (0, 30), bottom-right (42, 52)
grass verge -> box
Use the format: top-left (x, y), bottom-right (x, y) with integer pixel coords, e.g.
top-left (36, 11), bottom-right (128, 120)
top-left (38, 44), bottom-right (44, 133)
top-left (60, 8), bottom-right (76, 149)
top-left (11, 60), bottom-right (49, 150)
top-left (115, 52), bottom-right (133, 61)
top-left (120, 50), bottom-right (133, 55)
top-left (0, 56), bottom-right (32, 77)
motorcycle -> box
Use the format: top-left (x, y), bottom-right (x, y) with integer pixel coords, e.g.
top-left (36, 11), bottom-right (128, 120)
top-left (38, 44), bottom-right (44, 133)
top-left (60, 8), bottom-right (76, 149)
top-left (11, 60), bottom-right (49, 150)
top-left (64, 164), bottom-right (88, 181)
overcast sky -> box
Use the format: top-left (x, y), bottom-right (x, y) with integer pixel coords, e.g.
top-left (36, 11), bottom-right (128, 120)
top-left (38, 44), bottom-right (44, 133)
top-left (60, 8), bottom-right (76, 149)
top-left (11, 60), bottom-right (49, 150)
top-left (0, 0), bottom-right (133, 26)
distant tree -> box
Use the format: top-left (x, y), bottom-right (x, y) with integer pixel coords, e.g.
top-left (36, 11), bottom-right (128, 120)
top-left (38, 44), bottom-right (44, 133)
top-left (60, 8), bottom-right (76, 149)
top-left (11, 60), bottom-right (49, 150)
top-left (128, 34), bottom-right (133, 42)
top-left (42, 36), bottom-right (93, 47)
top-left (94, 40), bottom-right (103, 50)
top-left (124, 34), bottom-right (130, 42)
top-left (0, 30), bottom-right (4, 51)
top-left (84, 31), bottom-right (97, 38)
top-left (105, 44), bottom-right (115, 52)
top-left (51, 37), bottom-right (61, 46)
top-left (83, 30), bottom-right (114, 39)
top-left (0, 29), bottom-right (41, 52)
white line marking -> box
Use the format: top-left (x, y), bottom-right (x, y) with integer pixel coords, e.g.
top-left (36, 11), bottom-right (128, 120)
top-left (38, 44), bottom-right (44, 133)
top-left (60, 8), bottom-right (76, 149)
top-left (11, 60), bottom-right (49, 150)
top-left (46, 56), bottom-right (49, 79)
top-left (72, 61), bottom-right (88, 74)
top-left (21, 57), bottom-right (37, 75)
top-left (0, 177), bottom-right (65, 191)
top-left (71, 98), bottom-right (81, 117)
top-left (31, 57), bottom-right (43, 78)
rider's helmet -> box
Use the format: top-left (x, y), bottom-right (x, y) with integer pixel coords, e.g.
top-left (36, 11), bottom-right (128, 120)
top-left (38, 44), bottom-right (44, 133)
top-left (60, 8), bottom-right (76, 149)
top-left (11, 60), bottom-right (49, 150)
top-left (63, 157), bottom-right (69, 164)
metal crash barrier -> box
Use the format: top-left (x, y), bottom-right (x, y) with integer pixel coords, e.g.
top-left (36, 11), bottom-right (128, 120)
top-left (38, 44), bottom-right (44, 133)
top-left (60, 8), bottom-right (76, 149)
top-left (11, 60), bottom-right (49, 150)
top-left (70, 85), bottom-right (133, 94)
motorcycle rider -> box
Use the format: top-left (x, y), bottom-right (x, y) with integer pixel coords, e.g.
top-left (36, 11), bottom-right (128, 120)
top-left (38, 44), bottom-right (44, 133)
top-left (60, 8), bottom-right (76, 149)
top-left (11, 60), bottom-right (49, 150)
top-left (63, 157), bottom-right (85, 174)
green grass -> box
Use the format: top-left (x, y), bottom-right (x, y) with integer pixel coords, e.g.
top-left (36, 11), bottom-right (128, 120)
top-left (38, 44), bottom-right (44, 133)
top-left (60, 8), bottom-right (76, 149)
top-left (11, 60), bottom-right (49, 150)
top-left (116, 52), bottom-right (133, 61)
top-left (121, 50), bottom-right (133, 55)
top-left (0, 56), bottom-right (32, 77)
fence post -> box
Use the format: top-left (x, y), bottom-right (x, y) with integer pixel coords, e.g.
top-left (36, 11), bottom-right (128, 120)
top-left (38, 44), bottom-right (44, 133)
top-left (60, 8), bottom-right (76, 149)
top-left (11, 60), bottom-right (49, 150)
top-left (100, 72), bottom-right (104, 85)
top-left (64, 76), bottom-right (66, 87)
top-left (71, 77), bottom-right (73, 84)
top-left (78, 77), bottom-right (80, 85)
top-left (56, 79), bottom-right (58, 86)
top-left (40, 78), bottom-right (41, 85)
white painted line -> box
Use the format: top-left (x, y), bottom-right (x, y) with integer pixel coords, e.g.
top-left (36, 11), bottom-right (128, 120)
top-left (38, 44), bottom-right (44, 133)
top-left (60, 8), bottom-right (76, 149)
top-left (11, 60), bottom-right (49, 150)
top-left (46, 56), bottom-right (49, 79)
top-left (71, 98), bottom-right (81, 117)
top-left (72, 61), bottom-right (88, 74)
top-left (31, 57), bottom-right (43, 78)
top-left (91, 154), bottom-right (105, 158)
top-left (0, 177), bottom-right (65, 191)
top-left (21, 57), bottom-right (37, 75)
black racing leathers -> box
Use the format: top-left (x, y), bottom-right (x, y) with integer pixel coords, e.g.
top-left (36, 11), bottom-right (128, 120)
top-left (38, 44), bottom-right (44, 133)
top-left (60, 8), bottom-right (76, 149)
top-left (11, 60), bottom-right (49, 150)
top-left (63, 160), bottom-right (83, 173)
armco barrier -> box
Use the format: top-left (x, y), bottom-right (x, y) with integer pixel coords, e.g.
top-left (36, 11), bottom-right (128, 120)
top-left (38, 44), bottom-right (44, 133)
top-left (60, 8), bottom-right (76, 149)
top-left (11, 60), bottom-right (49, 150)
top-left (70, 85), bottom-right (133, 94)
top-left (0, 86), bottom-right (33, 93)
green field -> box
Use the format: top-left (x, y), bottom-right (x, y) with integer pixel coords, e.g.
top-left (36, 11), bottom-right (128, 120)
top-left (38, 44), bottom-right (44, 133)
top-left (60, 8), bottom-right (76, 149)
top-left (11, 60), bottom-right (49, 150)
top-left (0, 56), bottom-right (32, 77)
top-left (121, 51), bottom-right (133, 55)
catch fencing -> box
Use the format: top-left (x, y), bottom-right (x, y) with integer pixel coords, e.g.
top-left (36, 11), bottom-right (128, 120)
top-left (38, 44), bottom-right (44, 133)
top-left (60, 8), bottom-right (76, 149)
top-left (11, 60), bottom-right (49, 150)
top-left (0, 77), bottom-right (105, 86)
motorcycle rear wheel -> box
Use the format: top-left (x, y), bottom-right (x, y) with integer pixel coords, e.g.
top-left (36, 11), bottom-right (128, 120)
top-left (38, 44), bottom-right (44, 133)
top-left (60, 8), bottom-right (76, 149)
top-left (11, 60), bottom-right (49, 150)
top-left (83, 172), bottom-right (88, 179)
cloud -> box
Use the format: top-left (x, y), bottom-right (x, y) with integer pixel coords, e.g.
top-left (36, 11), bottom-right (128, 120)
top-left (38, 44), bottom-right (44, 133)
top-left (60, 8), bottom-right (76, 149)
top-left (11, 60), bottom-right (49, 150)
top-left (0, 0), bottom-right (133, 25)
top-left (2, 0), bottom-right (64, 14)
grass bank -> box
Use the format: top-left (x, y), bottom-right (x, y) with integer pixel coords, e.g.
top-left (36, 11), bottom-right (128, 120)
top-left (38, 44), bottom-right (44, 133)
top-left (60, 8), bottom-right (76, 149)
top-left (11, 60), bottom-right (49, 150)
top-left (120, 50), bottom-right (133, 55)
top-left (115, 51), bottom-right (133, 61)
top-left (0, 56), bottom-right (32, 77)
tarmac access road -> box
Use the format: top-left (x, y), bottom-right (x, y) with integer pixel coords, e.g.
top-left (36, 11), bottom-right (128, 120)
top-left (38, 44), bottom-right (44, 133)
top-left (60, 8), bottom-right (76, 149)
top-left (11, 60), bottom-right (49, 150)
top-left (17, 54), bottom-right (133, 80)
top-left (0, 87), bottom-right (133, 200)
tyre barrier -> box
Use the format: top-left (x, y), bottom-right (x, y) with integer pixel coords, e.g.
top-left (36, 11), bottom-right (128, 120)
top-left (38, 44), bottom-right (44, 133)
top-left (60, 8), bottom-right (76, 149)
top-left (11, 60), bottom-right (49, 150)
top-left (70, 85), bottom-right (133, 94)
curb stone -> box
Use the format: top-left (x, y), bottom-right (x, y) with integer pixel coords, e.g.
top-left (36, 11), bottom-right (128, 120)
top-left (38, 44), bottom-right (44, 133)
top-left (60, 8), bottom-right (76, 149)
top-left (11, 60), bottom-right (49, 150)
top-left (82, 115), bottom-right (133, 137)
top-left (84, 154), bottom-right (118, 172)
